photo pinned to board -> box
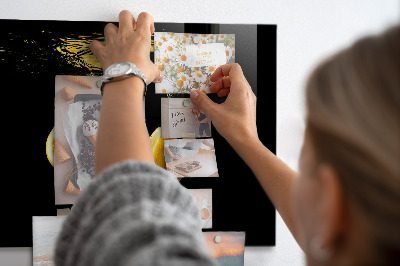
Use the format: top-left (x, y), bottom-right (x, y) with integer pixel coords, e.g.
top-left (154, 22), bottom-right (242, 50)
top-left (204, 231), bottom-right (246, 266)
top-left (33, 216), bottom-right (66, 266)
top-left (164, 138), bottom-right (218, 177)
top-left (161, 98), bottom-right (212, 139)
top-left (189, 189), bottom-right (212, 228)
top-left (54, 75), bottom-right (102, 204)
top-left (154, 32), bottom-right (235, 94)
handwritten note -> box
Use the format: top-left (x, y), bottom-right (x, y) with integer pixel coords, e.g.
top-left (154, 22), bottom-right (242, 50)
top-left (161, 98), bottom-right (212, 139)
top-left (171, 111), bottom-right (186, 128)
top-left (184, 43), bottom-right (226, 67)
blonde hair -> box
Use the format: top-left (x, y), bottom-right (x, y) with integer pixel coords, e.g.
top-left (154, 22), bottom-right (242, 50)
top-left (305, 25), bottom-right (400, 264)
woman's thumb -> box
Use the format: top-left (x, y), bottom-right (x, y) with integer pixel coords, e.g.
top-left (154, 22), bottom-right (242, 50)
top-left (190, 90), bottom-right (216, 115)
top-left (150, 63), bottom-right (164, 83)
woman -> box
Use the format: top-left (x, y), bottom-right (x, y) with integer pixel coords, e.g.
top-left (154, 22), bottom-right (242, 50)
top-left (55, 10), bottom-right (400, 266)
top-left (187, 106), bottom-right (211, 137)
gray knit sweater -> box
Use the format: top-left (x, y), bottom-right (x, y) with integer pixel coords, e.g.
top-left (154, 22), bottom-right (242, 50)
top-left (54, 160), bottom-right (217, 266)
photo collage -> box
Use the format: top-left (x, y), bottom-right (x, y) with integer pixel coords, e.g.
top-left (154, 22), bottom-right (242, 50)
top-left (54, 33), bottom-right (235, 194)
top-left (53, 30), bottom-right (234, 193)
top-left (156, 31), bottom-right (236, 178)
top-left (52, 31), bottom-right (244, 265)
top-left (0, 19), bottom-right (276, 254)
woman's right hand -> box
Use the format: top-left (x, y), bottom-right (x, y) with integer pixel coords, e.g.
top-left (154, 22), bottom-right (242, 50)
top-left (90, 10), bottom-right (163, 84)
top-left (189, 63), bottom-right (258, 147)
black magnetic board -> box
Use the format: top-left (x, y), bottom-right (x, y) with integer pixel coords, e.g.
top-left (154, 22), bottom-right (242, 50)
top-left (0, 19), bottom-right (276, 247)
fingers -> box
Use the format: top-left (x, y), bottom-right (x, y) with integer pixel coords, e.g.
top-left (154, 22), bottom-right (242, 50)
top-left (217, 88), bottom-right (230, 97)
top-left (210, 63), bottom-right (243, 83)
top-left (153, 70), bottom-right (164, 83)
top-left (150, 63), bottom-right (164, 83)
top-left (118, 10), bottom-right (135, 35)
top-left (135, 12), bottom-right (154, 37)
top-left (209, 64), bottom-right (244, 98)
top-left (209, 76), bottom-right (231, 93)
top-left (190, 90), bottom-right (217, 118)
top-left (210, 63), bottom-right (251, 98)
top-left (104, 23), bottom-right (118, 42)
top-left (89, 40), bottom-right (105, 60)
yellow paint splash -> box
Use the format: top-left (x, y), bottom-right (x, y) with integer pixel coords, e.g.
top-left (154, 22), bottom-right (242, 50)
top-left (55, 34), bottom-right (155, 73)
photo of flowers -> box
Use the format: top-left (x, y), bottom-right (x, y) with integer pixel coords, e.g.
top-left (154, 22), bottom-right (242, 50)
top-left (164, 138), bottom-right (218, 177)
top-left (189, 189), bottom-right (213, 228)
top-left (204, 231), bottom-right (246, 266)
top-left (154, 32), bottom-right (235, 94)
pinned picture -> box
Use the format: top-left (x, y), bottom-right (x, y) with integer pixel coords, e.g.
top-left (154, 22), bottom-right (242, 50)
top-left (204, 232), bottom-right (246, 266)
top-left (33, 216), bottom-right (66, 266)
top-left (54, 75), bottom-right (102, 204)
top-left (161, 98), bottom-right (212, 139)
top-left (189, 189), bottom-right (212, 228)
top-left (164, 138), bottom-right (218, 177)
top-left (154, 32), bottom-right (235, 93)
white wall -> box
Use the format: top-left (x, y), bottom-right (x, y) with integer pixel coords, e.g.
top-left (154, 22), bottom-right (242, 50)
top-left (0, 1), bottom-right (398, 265)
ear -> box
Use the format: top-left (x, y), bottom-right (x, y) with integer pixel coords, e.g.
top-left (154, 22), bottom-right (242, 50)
top-left (316, 164), bottom-right (347, 250)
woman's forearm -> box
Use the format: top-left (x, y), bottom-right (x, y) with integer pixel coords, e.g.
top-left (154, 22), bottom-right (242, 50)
top-left (189, 63), bottom-right (299, 241)
top-left (166, 146), bottom-right (175, 157)
top-left (89, 11), bottom-right (161, 176)
top-left (95, 77), bottom-right (153, 175)
top-left (230, 137), bottom-right (299, 242)
top-left (202, 139), bottom-right (214, 149)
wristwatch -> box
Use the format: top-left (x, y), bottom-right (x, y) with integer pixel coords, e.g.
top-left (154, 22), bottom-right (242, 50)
top-left (96, 62), bottom-right (148, 97)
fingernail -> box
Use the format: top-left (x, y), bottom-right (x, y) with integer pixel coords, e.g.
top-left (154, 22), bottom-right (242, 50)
top-left (190, 90), bottom-right (199, 100)
top-left (155, 71), bottom-right (164, 83)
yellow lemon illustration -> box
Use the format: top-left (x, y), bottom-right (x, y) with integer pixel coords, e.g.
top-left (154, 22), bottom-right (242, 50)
top-left (46, 128), bottom-right (55, 167)
top-left (47, 126), bottom-right (174, 175)
top-left (150, 128), bottom-right (182, 181)
top-left (150, 127), bottom-right (166, 169)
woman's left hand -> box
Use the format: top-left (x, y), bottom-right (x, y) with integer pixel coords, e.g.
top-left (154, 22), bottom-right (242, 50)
top-left (90, 10), bottom-right (163, 83)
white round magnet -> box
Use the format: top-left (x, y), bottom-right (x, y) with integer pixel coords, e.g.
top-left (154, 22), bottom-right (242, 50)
top-left (183, 99), bottom-right (191, 107)
top-left (214, 235), bottom-right (222, 244)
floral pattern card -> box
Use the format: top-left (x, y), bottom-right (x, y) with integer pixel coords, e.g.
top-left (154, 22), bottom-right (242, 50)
top-left (154, 32), bottom-right (235, 94)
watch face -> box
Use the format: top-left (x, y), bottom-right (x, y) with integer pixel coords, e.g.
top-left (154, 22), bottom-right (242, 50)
top-left (106, 62), bottom-right (131, 77)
